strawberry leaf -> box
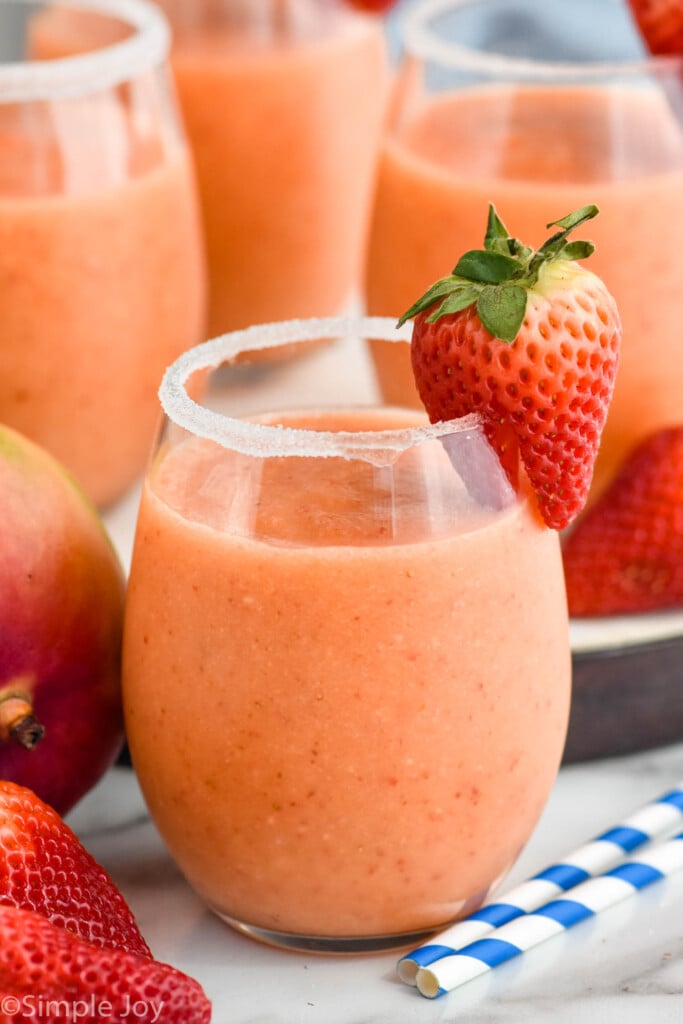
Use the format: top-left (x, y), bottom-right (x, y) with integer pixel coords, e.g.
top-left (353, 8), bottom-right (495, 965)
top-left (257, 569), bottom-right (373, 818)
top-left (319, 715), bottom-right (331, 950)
top-left (476, 284), bottom-right (527, 344)
top-left (453, 249), bottom-right (519, 284)
top-left (484, 205), bottom-right (511, 245)
top-left (483, 205), bottom-right (531, 259)
top-left (396, 274), bottom-right (472, 325)
top-left (538, 205), bottom-right (599, 259)
top-left (547, 205), bottom-right (599, 233)
top-left (427, 285), bottom-right (479, 322)
top-left (558, 240), bottom-right (595, 261)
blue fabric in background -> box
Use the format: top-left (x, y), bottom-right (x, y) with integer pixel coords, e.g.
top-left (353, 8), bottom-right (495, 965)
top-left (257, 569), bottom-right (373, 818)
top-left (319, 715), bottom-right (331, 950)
top-left (384, 0), bottom-right (647, 64)
top-left (0, 1), bottom-right (646, 65)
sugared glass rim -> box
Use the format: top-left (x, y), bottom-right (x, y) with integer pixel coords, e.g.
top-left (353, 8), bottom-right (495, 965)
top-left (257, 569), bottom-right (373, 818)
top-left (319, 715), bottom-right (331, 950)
top-left (0, 0), bottom-right (169, 102)
top-left (401, 0), bottom-right (683, 81)
top-left (159, 316), bottom-right (483, 461)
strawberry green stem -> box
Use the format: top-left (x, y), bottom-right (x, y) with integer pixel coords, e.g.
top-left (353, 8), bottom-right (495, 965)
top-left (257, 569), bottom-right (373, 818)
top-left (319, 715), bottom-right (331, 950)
top-left (398, 203), bottom-right (601, 343)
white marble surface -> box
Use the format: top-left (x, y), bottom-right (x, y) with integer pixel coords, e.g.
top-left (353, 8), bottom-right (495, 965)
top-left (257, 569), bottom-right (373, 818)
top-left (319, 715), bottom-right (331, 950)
top-left (66, 745), bottom-right (683, 1024)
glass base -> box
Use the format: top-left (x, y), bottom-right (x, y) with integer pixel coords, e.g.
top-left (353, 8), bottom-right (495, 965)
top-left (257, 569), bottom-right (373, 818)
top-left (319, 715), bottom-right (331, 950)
top-left (213, 908), bottom-right (437, 955)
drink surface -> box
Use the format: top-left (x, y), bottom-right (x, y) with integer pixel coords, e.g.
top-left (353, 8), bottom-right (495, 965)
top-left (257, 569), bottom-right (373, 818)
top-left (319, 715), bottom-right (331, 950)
top-left (366, 84), bottom-right (683, 498)
top-left (123, 408), bottom-right (571, 939)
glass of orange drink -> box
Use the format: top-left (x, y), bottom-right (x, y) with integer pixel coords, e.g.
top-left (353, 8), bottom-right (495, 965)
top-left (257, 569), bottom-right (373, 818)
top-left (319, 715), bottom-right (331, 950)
top-left (365, 0), bottom-right (683, 501)
top-left (154, 0), bottom-right (391, 338)
top-left (33, 0), bottom-right (392, 340)
top-left (0, 0), bottom-right (206, 507)
top-left (122, 315), bottom-right (571, 953)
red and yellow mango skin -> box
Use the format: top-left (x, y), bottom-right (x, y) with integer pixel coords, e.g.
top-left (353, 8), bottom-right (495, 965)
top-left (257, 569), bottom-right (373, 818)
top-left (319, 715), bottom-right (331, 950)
top-left (0, 425), bottom-right (125, 814)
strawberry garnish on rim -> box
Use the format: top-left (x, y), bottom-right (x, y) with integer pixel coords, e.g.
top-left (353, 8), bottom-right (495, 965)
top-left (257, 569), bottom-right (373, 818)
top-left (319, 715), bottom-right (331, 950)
top-left (627, 0), bottom-right (683, 55)
top-left (398, 204), bottom-right (622, 531)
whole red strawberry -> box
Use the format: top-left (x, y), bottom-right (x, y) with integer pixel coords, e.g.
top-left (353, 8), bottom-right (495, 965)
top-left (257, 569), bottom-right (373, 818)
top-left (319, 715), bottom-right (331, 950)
top-left (0, 905), bottom-right (211, 1024)
top-left (628, 0), bottom-right (683, 55)
top-left (563, 426), bottom-right (683, 616)
top-left (399, 204), bottom-right (621, 530)
top-left (0, 780), bottom-right (150, 958)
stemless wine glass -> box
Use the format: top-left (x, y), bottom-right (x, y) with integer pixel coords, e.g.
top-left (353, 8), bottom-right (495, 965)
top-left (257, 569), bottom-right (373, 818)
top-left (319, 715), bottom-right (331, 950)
top-left (155, 0), bottom-right (389, 337)
top-left (0, 0), bottom-right (206, 507)
top-left (122, 315), bottom-right (571, 953)
top-left (31, 0), bottom-right (388, 344)
top-left (365, 0), bottom-right (683, 500)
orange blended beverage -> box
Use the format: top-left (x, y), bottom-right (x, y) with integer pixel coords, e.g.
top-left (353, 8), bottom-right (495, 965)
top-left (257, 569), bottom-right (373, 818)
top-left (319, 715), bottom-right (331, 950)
top-left (0, 0), bottom-right (206, 507)
top-left (31, 1), bottom-right (387, 341)
top-left (122, 317), bottom-right (571, 952)
top-left (144, 0), bottom-right (390, 336)
top-left (365, 0), bottom-right (683, 499)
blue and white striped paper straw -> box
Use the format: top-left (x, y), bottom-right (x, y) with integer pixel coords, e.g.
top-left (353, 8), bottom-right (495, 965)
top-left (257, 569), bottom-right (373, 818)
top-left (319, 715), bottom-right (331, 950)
top-left (415, 830), bottom-right (683, 998)
top-left (398, 781), bottom-right (683, 984)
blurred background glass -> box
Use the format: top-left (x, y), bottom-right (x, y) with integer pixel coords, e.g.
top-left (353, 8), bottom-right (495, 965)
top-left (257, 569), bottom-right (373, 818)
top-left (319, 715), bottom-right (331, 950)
top-left (365, 0), bottom-right (683, 504)
top-left (0, 0), bottom-right (206, 507)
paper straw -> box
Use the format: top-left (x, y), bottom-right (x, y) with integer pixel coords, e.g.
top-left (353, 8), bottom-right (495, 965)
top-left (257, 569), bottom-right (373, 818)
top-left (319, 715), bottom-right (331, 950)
top-left (415, 830), bottom-right (683, 998)
top-left (398, 781), bottom-right (683, 984)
